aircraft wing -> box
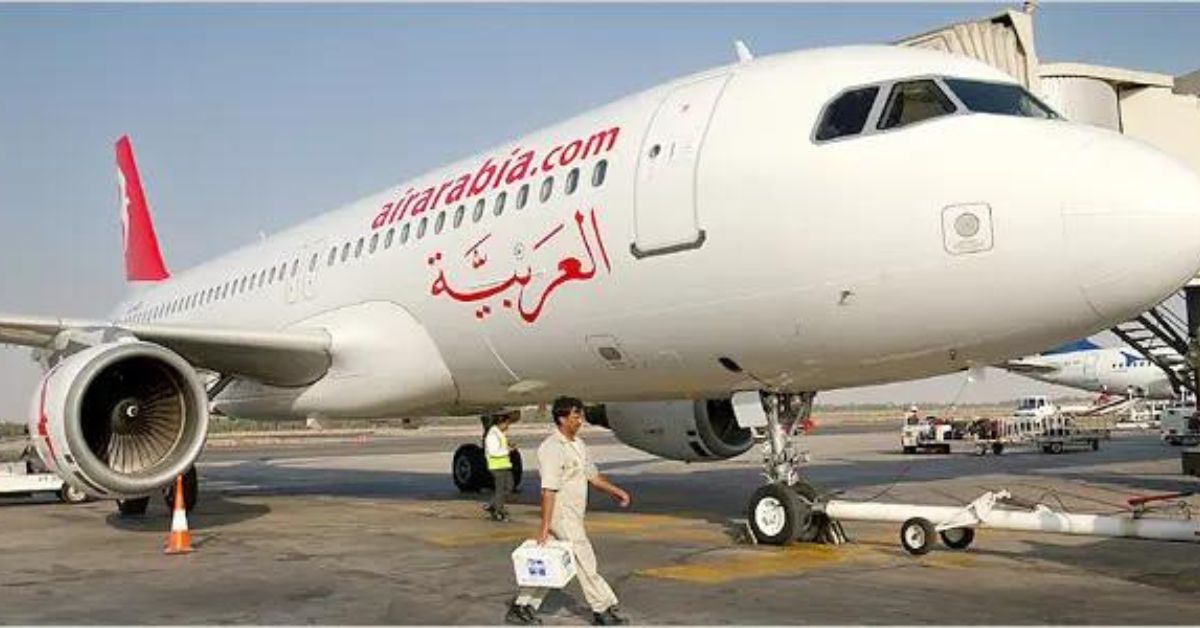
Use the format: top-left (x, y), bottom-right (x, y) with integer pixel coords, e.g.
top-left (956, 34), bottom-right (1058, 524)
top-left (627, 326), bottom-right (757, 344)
top-left (994, 360), bottom-right (1059, 375)
top-left (0, 314), bottom-right (331, 387)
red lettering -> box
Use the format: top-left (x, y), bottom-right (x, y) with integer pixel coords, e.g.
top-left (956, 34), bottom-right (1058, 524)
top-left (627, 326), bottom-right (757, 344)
top-left (542, 146), bottom-right (562, 173)
top-left (582, 127), bottom-right (620, 160)
top-left (559, 139), bottom-right (582, 166)
top-left (372, 203), bottom-right (393, 230)
top-left (469, 158), bottom-right (497, 196)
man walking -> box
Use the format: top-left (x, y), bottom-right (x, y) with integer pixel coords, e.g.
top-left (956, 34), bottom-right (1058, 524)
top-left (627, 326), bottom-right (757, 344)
top-left (507, 397), bottom-right (631, 626)
top-left (485, 411), bottom-right (518, 522)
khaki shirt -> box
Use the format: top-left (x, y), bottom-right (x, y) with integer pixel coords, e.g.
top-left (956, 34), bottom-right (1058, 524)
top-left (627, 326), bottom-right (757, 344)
top-left (538, 429), bottom-right (598, 520)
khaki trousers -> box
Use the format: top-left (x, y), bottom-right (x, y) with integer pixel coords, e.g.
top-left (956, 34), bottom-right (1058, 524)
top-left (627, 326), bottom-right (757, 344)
top-left (515, 511), bottom-right (618, 613)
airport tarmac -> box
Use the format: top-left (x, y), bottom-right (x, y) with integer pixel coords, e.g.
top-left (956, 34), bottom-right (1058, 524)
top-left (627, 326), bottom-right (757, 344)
top-left (4, 424), bottom-right (1200, 624)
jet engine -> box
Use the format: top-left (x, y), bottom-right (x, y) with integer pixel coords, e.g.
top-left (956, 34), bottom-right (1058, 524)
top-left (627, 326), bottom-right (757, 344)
top-left (27, 340), bottom-right (209, 498)
top-left (590, 399), bottom-right (754, 462)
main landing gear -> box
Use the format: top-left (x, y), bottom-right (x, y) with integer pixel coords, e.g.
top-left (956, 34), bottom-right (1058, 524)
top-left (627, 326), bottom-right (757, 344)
top-left (115, 465), bottom-right (198, 516)
top-left (740, 391), bottom-right (845, 546)
top-left (451, 415), bottom-right (523, 493)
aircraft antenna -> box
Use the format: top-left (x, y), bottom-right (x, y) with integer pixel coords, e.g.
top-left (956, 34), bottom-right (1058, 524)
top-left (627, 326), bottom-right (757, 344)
top-left (734, 40), bottom-right (754, 63)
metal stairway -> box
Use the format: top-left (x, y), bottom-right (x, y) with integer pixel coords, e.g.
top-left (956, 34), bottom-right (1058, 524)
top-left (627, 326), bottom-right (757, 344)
top-left (1109, 292), bottom-right (1196, 397)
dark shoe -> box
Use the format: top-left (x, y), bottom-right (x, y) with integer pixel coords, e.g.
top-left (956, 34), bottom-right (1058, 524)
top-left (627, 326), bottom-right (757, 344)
top-left (592, 607), bottom-right (629, 625)
top-left (505, 604), bottom-right (540, 625)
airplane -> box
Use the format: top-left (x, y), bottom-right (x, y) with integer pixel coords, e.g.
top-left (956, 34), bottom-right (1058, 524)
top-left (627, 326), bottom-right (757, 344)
top-left (998, 339), bottom-right (1180, 400)
top-left (4, 44), bottom-right (1200, 546)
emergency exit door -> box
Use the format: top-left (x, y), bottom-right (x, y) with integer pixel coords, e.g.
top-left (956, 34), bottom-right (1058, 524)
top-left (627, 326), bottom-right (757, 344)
top-left (632, 73), bottom-right (730, 258)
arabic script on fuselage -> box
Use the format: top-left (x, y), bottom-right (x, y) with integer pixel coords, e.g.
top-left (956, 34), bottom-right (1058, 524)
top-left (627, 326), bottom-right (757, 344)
top-left (428, 208), bottom-right (611, 323)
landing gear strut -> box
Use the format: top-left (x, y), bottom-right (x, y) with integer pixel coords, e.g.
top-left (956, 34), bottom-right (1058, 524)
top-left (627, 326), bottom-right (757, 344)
top-left (741, 391), bottom-right (844, 546)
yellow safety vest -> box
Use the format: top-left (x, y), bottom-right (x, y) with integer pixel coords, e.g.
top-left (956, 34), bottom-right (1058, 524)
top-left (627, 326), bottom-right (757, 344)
top-left (487, 427), bottom-right (513, 471)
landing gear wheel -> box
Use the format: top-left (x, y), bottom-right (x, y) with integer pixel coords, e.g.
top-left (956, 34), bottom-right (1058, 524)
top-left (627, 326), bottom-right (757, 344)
top-left (900, 517), bottom-right (937, 555)
top-left (1048, 441), bottom-right (1064, 455)
top-left (992, 443), bottom-right (1005, 455)
top-left (788, 481), bottom-right (822, 543)
top-left (938, 526), bottom-right (975, 550)
top-left (748, 483), bottom-right (802, 546)
top-left (162, 465), bottom-right (199, 512)
top-left (452, 444), bottom-right (488, 492)
top-left (117, 496), bottom-right (150, 516)
top-left (902, 446), bottom-right (916, 454)
top-left (1090, 439), bottom-right (1099, 451)
top-left (58, 484), bottom-right (88, 504)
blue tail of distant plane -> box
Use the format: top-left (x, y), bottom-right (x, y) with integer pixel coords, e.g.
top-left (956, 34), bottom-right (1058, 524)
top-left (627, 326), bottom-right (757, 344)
top-left (1041, 338), bottom-right (1102, 355)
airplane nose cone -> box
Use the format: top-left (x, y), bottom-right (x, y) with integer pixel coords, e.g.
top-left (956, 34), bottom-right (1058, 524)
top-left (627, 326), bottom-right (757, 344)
top-left (1063, 136), bottom-right (1200, 321)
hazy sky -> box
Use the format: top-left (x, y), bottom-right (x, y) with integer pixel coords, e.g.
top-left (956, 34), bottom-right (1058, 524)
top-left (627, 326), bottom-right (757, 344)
top-left (2, 3), bottom-right (1198, 421)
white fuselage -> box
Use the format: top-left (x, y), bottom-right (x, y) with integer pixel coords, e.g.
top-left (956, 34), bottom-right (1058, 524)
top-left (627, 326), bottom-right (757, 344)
top-left (1008, 348), bottom-right (1177, 399)
top-left (108, 46), bottom-right (1200, 420)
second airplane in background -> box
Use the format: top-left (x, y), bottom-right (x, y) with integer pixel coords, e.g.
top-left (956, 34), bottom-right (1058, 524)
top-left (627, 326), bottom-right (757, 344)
top-left (999, 339), bottom-right (1180, 400)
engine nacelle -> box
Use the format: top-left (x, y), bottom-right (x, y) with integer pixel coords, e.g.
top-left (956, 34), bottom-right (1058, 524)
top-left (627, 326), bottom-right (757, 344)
top-left (593, 399), bottom-right (754, 462)
top-left (28, 340), bottom-right (209, 498)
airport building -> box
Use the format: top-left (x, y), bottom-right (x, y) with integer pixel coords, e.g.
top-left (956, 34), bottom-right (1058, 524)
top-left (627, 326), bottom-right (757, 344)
top-left (897, 5), bottom-right (1200, 175)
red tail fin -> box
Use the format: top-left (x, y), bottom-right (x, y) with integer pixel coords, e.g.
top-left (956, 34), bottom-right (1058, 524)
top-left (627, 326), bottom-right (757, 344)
top-left (115, 136), bottom-right (170, 282)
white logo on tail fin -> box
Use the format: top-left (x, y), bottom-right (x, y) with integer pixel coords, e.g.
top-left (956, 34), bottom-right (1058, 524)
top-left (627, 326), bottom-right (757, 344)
top-left (117, 168), bottom-right (132, 251)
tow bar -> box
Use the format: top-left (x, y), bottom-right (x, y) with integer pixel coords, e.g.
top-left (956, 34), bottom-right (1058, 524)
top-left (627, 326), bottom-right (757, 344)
top-left (815, 490), bottom-right (1199, 555)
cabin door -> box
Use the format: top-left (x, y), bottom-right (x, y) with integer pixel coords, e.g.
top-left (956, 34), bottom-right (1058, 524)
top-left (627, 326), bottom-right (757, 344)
top-left (632, 73), bottom-right (730, 258)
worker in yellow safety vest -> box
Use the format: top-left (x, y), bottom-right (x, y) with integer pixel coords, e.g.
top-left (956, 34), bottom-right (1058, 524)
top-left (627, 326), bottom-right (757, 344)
top-left (485, 411), bottom-right (519, 522)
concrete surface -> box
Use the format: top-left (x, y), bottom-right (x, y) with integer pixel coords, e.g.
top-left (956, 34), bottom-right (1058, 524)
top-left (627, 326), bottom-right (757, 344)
top-left (2, 425), bottom-right (1199, 624)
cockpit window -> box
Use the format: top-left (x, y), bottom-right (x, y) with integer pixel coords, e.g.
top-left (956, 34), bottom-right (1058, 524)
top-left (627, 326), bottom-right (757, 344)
top-left (943, 78), bottom-right (1058, 120)
top-left (878, 80), bottom-right (957, 130)
top-left (815, 86), bottom-right (879, 141)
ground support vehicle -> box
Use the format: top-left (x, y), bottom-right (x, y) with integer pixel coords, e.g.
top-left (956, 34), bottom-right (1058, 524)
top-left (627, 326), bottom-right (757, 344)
top-left (900, 418), bottom-right (952, 454)
top-left (1035, 413), bottom-right (1111, 454)
top-left (0, 445), bottom-right (87, 504)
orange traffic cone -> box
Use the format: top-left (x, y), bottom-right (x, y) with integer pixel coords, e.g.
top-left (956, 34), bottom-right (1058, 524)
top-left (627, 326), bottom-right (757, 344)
top-left (164, 475), bottom-right (193, 555)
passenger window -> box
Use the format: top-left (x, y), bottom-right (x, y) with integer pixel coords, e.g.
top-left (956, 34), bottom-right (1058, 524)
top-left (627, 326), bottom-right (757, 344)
top-left (494, 191), bottom-right (507, 217)
top-left (369, 232), bottom-right (379, 254)
top-left (878, 80), bottom-right (956, 130)
top-left (417, 216), bottom-right (428, 239)
top-left (540, 176), bottom-right (554, 203)
top-left (354, 237), bottom-right (364, 258)
top-left (341, 242), bottom-right (351, 262)
top-left (516, 184), bottom-right (529, 209)
top-left (385, 227), bottom-right (395, 249)
top-left (592, 160), bottom-right (607, 187)
top-left (454, 204), bottom-right (465, 228)
top-left (327, 246), bottom-right (337, 266)
top-left (815, 86), bottom-right (880, 141)
top-left (435, 210), bottom-right (446, 234)
top-left (473, 198), bottom-right (485, 223)
top-left (400, 223), bottom-right (411, 244)
top-left (565, 168), bottom-right (579, 195)
top-left (308, 253), bottom-right (318, 272)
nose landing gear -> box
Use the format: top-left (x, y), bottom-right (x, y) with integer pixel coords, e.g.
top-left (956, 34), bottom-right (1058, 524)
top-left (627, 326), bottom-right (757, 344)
top-left (739, 391), bottom-right (844, 545)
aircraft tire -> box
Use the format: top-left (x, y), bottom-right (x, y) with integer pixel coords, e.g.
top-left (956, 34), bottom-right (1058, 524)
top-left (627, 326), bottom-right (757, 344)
top-left (992, 443), bottom-right (1005, 455)
top-left (117, 496), bottom-right (150, 516)
top-left (452, 444), bottom-right (488, 492)
top-left (162, 465), bottom-right (199, 512)
top-left (748, 483), bottom-right (802, 546)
